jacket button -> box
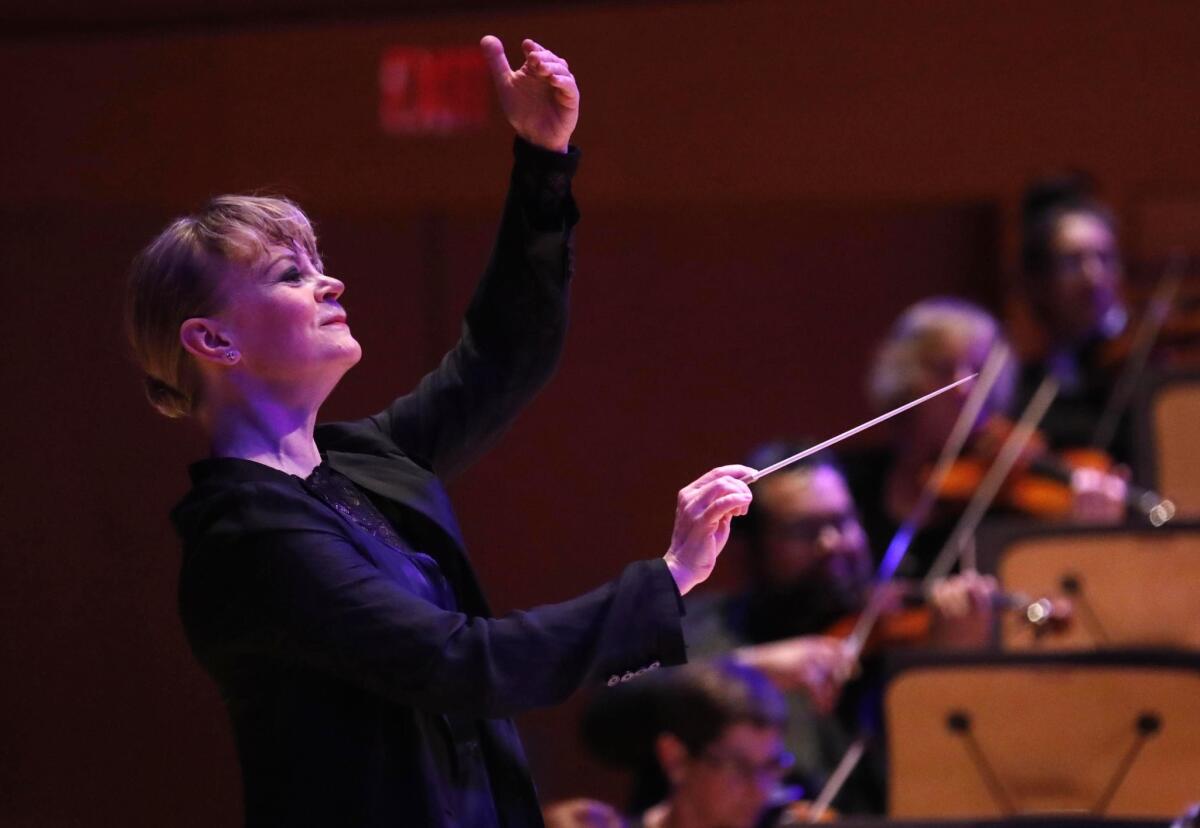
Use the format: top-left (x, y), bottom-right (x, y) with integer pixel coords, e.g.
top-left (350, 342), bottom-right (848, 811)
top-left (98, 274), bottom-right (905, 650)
top-left (621, 671), bottom-right (635, 683)
top-left (607, 675), bottom-right (620, 687)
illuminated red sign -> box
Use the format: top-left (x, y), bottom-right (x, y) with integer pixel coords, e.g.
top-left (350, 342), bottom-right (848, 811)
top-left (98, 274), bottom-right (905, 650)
top-left (379, 46), bottom-right (490, 135)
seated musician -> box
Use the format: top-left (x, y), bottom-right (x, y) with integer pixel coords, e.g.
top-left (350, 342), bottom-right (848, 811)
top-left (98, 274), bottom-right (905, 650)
top-left (583, 660), bottom-right (795, 828)
top-left (1015, 173), bottom-right (1133, 461)
top-left (843, 296), bottom-right (1127, 574)
top-left (680, 444), bottom-right (998, 814)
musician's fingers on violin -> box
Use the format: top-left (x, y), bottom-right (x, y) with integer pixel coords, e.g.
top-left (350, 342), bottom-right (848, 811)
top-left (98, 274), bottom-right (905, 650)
top-left (966, 573), bottom-right (999, 613)
top-left (1069, 466), bottom-right (1126, 523)
top-left (930, 577), bottom-right (970, 619)
top-left (1101, 470), bottom-right (1128, 501)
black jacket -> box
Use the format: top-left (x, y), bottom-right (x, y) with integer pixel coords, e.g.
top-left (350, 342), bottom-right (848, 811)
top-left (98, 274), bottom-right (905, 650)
top-left (171, 140), bottom-right (687, 827)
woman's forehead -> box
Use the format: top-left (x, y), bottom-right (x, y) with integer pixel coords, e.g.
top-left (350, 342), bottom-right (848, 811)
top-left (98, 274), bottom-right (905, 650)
top-left (244, 243), bottom-right (319, 276)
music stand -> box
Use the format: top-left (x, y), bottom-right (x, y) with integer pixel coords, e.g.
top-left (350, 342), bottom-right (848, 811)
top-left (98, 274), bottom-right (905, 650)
top-left (1134, 369), bottom-right (1200, 517)
top-left (973, 520), bottom-right (1200, 651)
top-left (884, 650), bottom-right (1200, 818)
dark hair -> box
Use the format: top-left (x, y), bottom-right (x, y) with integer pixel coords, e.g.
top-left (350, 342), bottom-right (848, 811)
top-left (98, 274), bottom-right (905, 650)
top-left (736, 440), bottom-right (843, 543)
top-left (656, 660), bottom-right (789, 756)
top-left (581, 660), bottom-right (788, 811)
top-left (1020, 171), bottom-right (1118, 279)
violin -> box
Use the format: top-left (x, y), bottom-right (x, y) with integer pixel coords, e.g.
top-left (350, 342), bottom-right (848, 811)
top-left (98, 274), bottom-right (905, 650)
top-left (932, 414), bottom-right (1175, 525)
top-left (821, 578), bottom-right (1071, 659)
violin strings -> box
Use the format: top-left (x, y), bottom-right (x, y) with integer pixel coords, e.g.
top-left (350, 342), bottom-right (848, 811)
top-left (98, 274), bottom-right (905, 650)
top-left (1092, 249), bottom-right (1187, 452)
top-left (807, 734), bottom-right (868, 823)
top-left (843, 347), bottom-right (1009, 663)
top-left (876, 345), bottom-right (1010, 583)
top-left (923, 375), bottom-right (1060, 586)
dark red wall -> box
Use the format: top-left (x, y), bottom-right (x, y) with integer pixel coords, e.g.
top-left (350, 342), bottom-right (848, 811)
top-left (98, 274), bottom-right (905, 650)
top-left (2, 2), bottom-right (1199, 825)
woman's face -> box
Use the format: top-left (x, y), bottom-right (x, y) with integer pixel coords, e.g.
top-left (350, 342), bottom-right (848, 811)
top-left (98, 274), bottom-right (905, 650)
top-left (1045, 211), bottom-right (1123, 343)
top-left (905, 329), bottom-right (994, 449)
top-left (216, 244), bottom-right (362, 391)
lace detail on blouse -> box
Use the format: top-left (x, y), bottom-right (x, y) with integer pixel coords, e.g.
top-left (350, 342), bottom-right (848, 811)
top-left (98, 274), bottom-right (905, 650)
top-left (303, 462), bottom-right (455, 610)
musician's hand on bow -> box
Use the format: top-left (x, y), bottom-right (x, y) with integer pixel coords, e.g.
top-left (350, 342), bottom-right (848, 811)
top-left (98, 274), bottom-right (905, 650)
top-left (735, 635), bottom-right (855, 715)
top-left (1069, 465), bottom-right (1127, 524)
top-left (663, 466), bottom-right (754, 595)
top-left (480, 35), bottom-right (579, 153)
top-left (928, 571), bottom-right (998, 649)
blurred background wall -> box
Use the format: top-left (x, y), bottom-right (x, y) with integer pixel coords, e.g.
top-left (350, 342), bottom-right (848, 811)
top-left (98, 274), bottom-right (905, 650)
top-left (1, 1), bottom-right (1198, 824)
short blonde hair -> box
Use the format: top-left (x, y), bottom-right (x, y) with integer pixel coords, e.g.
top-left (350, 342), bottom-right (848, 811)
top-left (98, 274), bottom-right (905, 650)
top-left (125, 195), bottom-right (321, 418)
top-left (867, 296), bottom-right (1015, 414)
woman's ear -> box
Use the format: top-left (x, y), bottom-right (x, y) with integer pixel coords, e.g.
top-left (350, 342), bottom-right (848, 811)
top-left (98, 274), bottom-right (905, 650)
top-left (655, 732), bottom-right (689, 788)
top-left (180, 317), bottom-right (237, 365)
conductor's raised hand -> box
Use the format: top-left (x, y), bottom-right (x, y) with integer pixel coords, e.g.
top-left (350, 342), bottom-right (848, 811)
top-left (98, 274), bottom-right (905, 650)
top-left (663, 466), bottom-right (755, 595)
top-left (480, 35), bottom-right (579, 153)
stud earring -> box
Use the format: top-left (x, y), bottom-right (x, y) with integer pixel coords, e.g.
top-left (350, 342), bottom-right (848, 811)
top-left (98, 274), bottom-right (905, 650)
top-left (225, 350), bottom-right (239, 363)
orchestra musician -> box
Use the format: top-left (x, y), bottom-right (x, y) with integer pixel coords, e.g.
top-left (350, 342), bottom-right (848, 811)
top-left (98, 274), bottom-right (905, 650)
top-left (584, 660), bottom-right (795, 828)
top-left (683, 444), bottom-right (999, 814)
top-left (1015, 173), bottom-right (1134, 461)
top-left (842, 296), bottom-right (1128, 580)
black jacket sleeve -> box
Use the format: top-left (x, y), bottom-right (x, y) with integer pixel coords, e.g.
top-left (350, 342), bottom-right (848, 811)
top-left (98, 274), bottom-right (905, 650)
top-left (367, 138), bottom-right (581, 479)
top-left (179, 482), bottom-right (684, 719)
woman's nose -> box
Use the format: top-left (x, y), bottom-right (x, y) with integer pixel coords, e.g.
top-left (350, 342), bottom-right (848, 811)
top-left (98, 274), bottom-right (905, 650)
top-left (316, 274), bottom-right (345, 302)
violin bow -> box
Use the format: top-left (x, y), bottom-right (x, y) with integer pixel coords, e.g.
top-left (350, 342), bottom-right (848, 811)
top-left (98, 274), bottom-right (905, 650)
top-left (1091, 249), bottom-right (1188, 452)
top-left (806, 733), bottom-right (869, 823)
top-left (840, 345), bottom-right (1010, 663)
top-left (922, 375), bottom-right (1060, 585)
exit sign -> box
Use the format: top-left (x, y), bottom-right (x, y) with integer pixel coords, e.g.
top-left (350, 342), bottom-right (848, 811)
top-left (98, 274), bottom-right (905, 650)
top-left (379, 46), bottom-right (490, 135)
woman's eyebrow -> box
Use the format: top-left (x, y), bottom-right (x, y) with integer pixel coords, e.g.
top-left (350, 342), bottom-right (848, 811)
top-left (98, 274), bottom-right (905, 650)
top-left (260, 251), bottom-right (298, 277)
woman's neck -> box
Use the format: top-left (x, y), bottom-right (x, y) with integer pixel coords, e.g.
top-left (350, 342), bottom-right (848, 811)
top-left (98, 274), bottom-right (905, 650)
top-left (204, 395), bottom-right (323, 477)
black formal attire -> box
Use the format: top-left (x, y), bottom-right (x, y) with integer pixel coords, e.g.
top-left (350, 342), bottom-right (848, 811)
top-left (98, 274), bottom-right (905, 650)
top-left (1017, 333), bottom-right (1134, 465)
top-left (171, 140), bottom-right (687, 828)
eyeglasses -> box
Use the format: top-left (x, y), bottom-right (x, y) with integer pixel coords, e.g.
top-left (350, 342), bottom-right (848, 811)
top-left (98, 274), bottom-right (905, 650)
top-left (766, 514), bottom-right (859, 544)
top-left (698, 748), bottom-right (796, 784)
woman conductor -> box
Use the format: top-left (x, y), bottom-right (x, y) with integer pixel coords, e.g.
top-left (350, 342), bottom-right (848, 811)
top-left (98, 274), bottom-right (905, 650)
top-left (125, 36), bottom-right (753, 827)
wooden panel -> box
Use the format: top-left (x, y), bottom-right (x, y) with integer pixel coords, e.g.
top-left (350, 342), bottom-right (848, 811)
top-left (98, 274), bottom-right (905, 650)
top-left (887, 663), bottom-right (1200, 817)
top-left (998, 530), bottom-right (1200, 650)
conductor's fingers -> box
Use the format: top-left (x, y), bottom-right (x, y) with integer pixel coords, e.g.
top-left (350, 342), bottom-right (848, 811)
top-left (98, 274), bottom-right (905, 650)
top-left (696, 491), bottom-right (753, 526)
top-left (682, 465), bottom-right (757, 495)
top-left (683, 475), bottom-right (752, 516)
top-left (480, 35), bottom-right (513, 83)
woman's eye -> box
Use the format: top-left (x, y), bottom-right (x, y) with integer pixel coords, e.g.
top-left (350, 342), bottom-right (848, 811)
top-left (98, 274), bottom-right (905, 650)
top-left (279, 267), bottom-right (303, 283)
